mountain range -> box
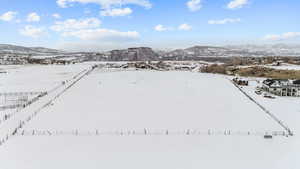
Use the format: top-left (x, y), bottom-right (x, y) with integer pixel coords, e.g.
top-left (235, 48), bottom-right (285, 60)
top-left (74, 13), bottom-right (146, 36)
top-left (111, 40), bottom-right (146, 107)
top-left (1, 44), bottom-right (300, 62)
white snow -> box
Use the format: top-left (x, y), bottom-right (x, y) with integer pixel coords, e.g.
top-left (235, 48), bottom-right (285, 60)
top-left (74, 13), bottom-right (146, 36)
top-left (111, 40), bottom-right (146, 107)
top-left (238, 64), bottom-right (300, 71)
top-left (23, 70), bottom-right (281, 131)
top-left (0, 64), bottom-right (299, 169)
top-left (31, 55), bottom-right (60, 59)
top-left (264, 64), bottom-right (300, 70)
top-left (0, 135), bottom-right (293, 169)
top-left (0, 64), bottom-right (89, 92)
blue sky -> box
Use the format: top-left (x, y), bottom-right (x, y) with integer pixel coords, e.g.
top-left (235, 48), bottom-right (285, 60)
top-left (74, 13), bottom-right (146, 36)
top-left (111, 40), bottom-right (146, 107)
top-left (0, 0), bottom-right (299, 51)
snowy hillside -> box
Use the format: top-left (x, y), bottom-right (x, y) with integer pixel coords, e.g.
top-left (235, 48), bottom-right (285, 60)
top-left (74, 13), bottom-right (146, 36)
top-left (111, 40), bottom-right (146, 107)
top-left (0, 44), bottom-right (63, 55)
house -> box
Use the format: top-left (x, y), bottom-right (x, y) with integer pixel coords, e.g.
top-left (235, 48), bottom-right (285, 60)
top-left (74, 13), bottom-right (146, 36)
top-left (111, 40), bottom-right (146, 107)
top-left (262, 79), bottom-right (300, 97)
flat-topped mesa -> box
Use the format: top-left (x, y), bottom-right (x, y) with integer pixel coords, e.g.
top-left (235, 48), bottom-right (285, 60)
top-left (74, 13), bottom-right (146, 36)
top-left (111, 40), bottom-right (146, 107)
top-left (109, 47), bottom-right (159, 61)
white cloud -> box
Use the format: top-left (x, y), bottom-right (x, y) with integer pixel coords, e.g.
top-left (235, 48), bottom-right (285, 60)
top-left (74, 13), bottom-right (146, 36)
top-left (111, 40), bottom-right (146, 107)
top-left (154, 24), bottom-right (169, 32)
top-left (178, 23), bottom-right (192, 31)
top-left (100, 8), bottom-right (132, 17)
top-left (50, 18), bottom-right (101, 32)
top-left (19, 25), bottom-right (46, 38)
top-left (0, 11), bottom-right (18, 22)
top-left (227, 0), bottom-right (248, 9)
top-left (208, 18), bottom-right (241, 24)
top-left (58, 41), bottom-right (138, 52)
top-left (263, 35), bottom-right (281, 41)
top-left (187, 0), bottom-right (202, 12)
top-left (62, 28), bottom-right (140, 41)
top-left (50, 17), bottom-right (138, 42)
top-left (282, 32), bottom-right (300, 39)
top-left (154, 24), bottom-right (192, 31)
top-left (52, 13), bottom-right (61, 19)
top-left (27, 12), bottom-right (41, 22)
top-left (56, 0), bottom-right (152, 9)
top-left (263, 32), bottom-right (300, 41)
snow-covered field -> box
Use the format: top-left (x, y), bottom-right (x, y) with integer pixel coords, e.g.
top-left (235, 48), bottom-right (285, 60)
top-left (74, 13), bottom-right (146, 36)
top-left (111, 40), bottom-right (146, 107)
top-left (22, 70), bottom-right (281, 131)
top-left (0, 63), bottom-right (93, 132)
top-left (264, 64), bottom-right (300, 70)
top-left (0, 64), bottom-right (299, 169)
top-left (238, 63), bottom-right (300, 71)
top-left (0, 64), bottom-right (90, 92)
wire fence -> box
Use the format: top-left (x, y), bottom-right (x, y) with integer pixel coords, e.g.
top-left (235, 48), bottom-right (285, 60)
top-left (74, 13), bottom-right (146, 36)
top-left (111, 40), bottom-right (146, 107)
top-left (0, 92), bottom-right (47, 125)
top-left (0, 104), bottom-right (23, 111)
top-left (47, 69), bottom-right (88, 94)
top-left (0, 92), bottom-right (47, 110)
top-left (0, 92), bottom-right (45, 97)
top-left (0, 67), bottom-right (90, 125)
top-left (15, 129), bottom-right (288, 137)
top-left (0, 95), bottom-right (28, 110)
top-left (0, 66), bottom-right (96, 147)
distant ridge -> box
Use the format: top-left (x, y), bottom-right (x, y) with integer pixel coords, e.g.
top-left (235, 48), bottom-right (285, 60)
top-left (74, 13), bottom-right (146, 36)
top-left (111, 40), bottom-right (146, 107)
top-left (1, 44), bottom-right (300, 61)
top-left (0, 44), bottom-right (64, 55)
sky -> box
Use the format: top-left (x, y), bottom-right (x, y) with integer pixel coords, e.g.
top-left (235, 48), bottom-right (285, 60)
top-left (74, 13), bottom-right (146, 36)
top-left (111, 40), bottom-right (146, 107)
top-left (0, 0), bottom-right (299, 51)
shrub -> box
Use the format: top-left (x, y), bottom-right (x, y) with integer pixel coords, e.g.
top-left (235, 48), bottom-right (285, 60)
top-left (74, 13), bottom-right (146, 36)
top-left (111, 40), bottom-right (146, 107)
top-left (201, 64), bottom-right (227, 74)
